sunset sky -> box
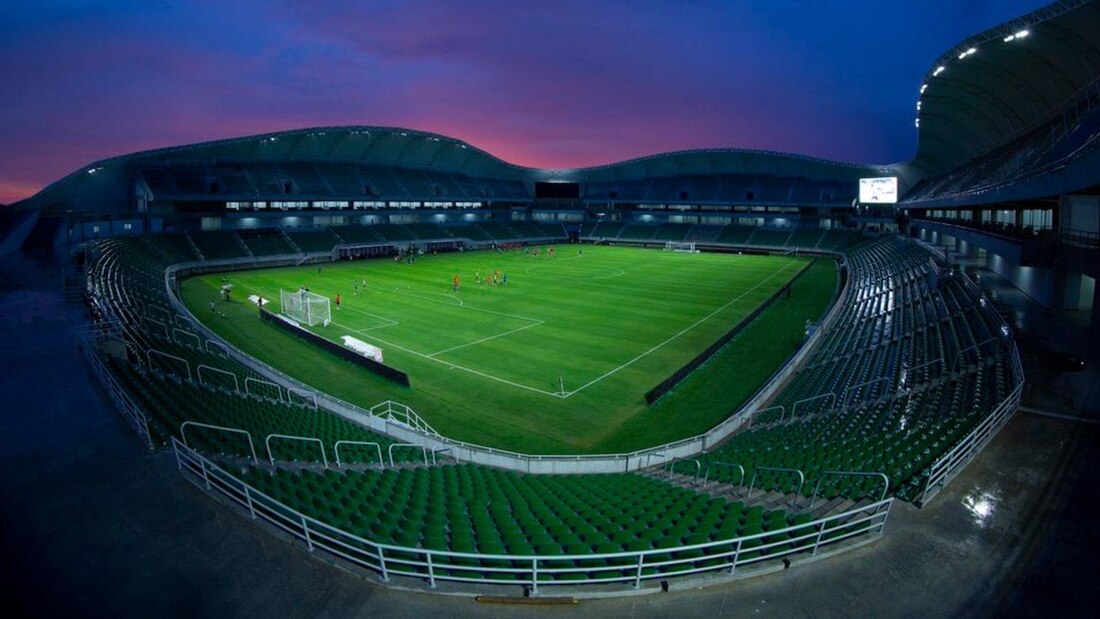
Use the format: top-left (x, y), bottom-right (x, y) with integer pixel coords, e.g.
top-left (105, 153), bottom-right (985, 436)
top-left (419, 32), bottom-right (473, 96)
top-left (0, 0), bottom-right (1049, 204)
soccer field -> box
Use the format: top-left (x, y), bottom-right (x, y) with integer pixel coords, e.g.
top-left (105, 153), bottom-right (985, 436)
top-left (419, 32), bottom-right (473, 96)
top-left (181, 245), bottom-right (836, 454)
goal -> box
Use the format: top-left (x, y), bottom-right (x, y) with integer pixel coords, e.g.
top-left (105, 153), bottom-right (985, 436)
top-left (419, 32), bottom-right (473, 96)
top-left (664, 241), bottom-right (697, 253)
top-left (280, 289), bottom-right (331, 326)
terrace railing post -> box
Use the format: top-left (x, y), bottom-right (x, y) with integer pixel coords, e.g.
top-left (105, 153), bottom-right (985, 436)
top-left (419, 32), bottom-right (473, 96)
top-left (378, 547), bottom-right (390, 582)
top-left (729, 539), bottom-right (742, 574)
top-left (302, 516), bottom-right (314, 552)
top-left (634, 554), bottom-right (644, 589)
top-left (245, 485), bottom-right (256, 520)
top-left (532, 559), bottom-right (539, 595)
top-left (812, 521), bottom-right (827, 555)
top-left (199, 458), bottom-right (211, 490)
top-left (427, 552), bottom-right (436, 589)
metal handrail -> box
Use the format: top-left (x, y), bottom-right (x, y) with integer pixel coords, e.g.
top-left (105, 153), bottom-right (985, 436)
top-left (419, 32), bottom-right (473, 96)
top-left (265, 433), bottom-right (328, 468)
top-left (791, 392), bottom-right (836, 419)
top-left (245, 377), bottom-right (284, 403)
top-left (748, 405), bottom-right (784, 427)
top-left (196, 364), bottom-right (240, 393)
top-left (842, 376), bottom-right (891, 409)
top-left (173, 327), bottom-right (201, 349)
top-left (179, 421), bottom-right (258, 464)
top-left (747, 466), bottom-right (805, 502)
top-left (148, 348), bottom-right (192, 381)
top-left (665, 458), bottom-right (701, 484)
top-left (703, 462), bottom-right (746, 495)
top-left (286, 387), bottom-right (318, 410)
top-left (141, 315), bottom-right (170, 338)
top-left (388, 443), bottom-right (428, 467)
top-left (171, 437), bottom-right (892, 594)
top-left (951, 337), bottom-right (997, 372)
top-left (809, 471), bottom-right (890, 507)
top-left (205, 339), bottom-right (229, 358)
top-left (334, 440), bottom-right (384, 467)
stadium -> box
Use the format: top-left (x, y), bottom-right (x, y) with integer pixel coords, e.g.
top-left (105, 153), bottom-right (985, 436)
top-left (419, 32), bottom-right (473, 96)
top-left (1, 1), bottom-right (1098, 616)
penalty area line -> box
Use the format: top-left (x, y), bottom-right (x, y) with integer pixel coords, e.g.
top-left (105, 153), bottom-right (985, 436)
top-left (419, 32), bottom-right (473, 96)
top-left (426, 320), bottom-right (546, 357)
top-left (562, 260), bottom-right (800, 399)
top-left (338, 326), bottom-right (565, 398)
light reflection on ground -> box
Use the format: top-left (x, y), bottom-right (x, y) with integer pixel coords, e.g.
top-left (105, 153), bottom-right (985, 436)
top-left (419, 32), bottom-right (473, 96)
top-left (962, 486), bottom-right (1001, 528)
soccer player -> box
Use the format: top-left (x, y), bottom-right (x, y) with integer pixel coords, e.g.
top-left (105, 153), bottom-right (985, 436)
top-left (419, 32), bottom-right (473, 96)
top-left (502, 273), bottom-right (508, 286)
top-left (335, 293), bottom-right (341, 309)
top-left (452, 274), bottom-right (460, 293)
top-left (494, 269), bottom-right (501, 285)
top-left (353, 281), bottom-right (359, 295)
top-left (549, 246), bottom-right (555, 257)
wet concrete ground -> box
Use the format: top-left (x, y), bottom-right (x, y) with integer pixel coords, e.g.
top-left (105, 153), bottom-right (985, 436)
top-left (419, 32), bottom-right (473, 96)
top-left (0, 250), bottom-right (1096, 617)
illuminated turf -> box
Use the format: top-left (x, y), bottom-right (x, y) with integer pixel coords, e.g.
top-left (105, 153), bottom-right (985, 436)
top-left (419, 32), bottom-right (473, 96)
top-left (181, 245), bottom-right (836, 454)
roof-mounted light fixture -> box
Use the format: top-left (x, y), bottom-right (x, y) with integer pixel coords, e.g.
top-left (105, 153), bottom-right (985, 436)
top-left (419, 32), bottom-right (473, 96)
top-left (957, 47), bottom-right (977, 60)
top-left (933, 66), bottom-right (946, 77)
top-left (1004, 29), bottom-right (1029, 42)
top-left (920, 84), bottom-right (928, 94)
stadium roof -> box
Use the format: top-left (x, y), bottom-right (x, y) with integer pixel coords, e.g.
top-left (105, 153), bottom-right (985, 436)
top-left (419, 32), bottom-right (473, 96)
top-left (910, 0), bottom-right (1100, 177)
top-left (564, 149), bottom-right (879, 183)
top-left (15, 1), bottom-right (1100, 214)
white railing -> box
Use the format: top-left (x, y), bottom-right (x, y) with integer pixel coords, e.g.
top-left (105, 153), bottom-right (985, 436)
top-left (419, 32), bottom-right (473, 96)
top-left (172, 437), bottom-right (892, 593)
top-left (80, 341), bottom-right (153, 449)
top-left (369, 400), bottom-right (439, 437)
top-left (919, 350), bottom-right (1022, 505)
top-left (918, 269), bottom-right (1024, 505)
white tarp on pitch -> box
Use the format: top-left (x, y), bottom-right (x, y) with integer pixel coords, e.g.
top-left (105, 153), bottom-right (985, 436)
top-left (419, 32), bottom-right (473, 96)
top-left (341, 335), bottom-right (384, 363)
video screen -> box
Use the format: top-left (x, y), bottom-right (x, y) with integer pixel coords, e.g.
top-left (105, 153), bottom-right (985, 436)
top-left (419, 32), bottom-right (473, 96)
top-left (859, 177), bottom-right (898, 203)
top-left (535, 181), bottom-right (580, 199)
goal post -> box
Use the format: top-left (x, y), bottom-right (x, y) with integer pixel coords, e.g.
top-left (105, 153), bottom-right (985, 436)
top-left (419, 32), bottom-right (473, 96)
top-left (665, 241), bottom-right (697, 253)
top-left (280, 289), bottom-right (331, 327)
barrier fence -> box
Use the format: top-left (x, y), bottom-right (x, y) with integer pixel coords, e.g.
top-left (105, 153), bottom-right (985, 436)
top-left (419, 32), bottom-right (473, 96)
top-left (173, 437), bottom-right (892, 593)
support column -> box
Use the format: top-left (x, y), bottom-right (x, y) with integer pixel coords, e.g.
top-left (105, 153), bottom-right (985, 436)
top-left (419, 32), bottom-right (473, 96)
top-left (1054, 268), bottom-right (1082, 310)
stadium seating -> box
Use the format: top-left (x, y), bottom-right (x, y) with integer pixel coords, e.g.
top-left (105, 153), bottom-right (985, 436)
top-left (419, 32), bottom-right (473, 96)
top-left (748, 228), bottom-right (792, 247)
top-left (237, 463), bottom-right (808, 579)
top-left (187, 230), bottom-right (250, 260)
top-left (619, 224), bottom-right (658, 241)
top-left (285, 229), bottom-right (340, 253)
top-left (238, 229), bottom-right (296, 256)
top-left (81, 225), bottom-right (1016, 587)
top-left (716, 225), bottom-right (755, 245)
top-left (332, 225), bottom-right (384, 244)
top-left (677, 236), bottom-right (1015, 502)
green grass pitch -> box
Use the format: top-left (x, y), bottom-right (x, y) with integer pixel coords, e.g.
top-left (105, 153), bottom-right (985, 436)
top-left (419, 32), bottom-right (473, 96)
top-left (180, 245), bottom-right (836, 454)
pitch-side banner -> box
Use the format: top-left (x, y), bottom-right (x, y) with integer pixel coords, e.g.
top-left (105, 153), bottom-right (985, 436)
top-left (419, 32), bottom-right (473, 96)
top-left (341, 335), bottom-right (384, 363)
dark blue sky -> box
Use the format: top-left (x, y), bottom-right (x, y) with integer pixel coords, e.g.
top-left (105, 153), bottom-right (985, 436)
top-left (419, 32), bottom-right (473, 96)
top-left (0, 0), bottom-right (1050, 203)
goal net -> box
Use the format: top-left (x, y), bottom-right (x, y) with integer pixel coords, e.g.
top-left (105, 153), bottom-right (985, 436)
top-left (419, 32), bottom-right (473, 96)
top-left (664, 241), bottom-right (697, 253)
top-left (280, 289), bottom-right (331, 326)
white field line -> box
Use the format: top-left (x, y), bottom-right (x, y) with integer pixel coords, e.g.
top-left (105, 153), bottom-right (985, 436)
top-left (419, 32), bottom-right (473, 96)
top-left (337, 305), bottom-right (399, 331)
top-left (336, 326), bottom-right (564, 398)
top-left (426, 320), bottom-right (546, 357)
top-left (562, 260), bottom-right (800, 398)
